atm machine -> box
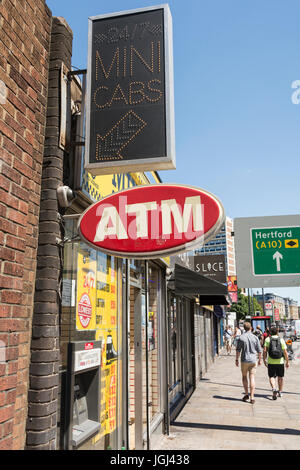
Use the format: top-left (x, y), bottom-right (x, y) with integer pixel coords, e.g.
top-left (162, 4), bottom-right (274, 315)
top-left (62, 340), bottom-right (102, 449)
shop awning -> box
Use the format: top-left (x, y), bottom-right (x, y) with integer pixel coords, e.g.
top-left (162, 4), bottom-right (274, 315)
top-left (174, 264), bottom-right (229, 305)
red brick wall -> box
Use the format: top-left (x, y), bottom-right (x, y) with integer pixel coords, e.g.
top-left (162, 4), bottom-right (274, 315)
top-left (0, 0), bottom-right (51, 450)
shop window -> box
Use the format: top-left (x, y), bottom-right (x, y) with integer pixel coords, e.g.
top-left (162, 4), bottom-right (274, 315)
top-left (60, 218), bottom-right (123, 450)
top-left (144, 264), bottom-right (161, 421)
top-left (128, 261), bottom-right (163, 449)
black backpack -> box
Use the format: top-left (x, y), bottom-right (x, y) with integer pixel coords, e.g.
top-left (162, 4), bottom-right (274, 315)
top-left (268, 337), bottom-right (283, 359)
top-left (254, 330), bottom-right (262, 340)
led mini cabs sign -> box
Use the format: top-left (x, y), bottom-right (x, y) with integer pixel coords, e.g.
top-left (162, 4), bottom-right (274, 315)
top-left (78, 184), bottom-right (225, 259)
top-left (85, 5), bottom-right (175, 175)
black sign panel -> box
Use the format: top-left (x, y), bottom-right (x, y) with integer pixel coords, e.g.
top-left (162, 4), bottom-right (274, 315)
top-left (194, 255), bottom-right (227, 283)
top-left (85, 6), bottom-right (175, 174)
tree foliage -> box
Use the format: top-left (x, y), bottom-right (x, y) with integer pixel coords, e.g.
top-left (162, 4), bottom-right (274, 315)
top-left (229, 289), bottom-right (263, 321)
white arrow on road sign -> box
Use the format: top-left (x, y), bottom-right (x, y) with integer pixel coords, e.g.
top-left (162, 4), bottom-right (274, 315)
top-left (273, 251), bottom-right (283, 272)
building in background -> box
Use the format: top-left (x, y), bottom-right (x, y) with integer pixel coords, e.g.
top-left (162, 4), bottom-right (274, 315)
top-left (255, 292), bottom-right (298, 321)
top-left (195, 217), bottom-right (235, 275)
top-left (194, 216), bottom-right (236, 301)
top-left (286, 298), bottom-right (299, 320)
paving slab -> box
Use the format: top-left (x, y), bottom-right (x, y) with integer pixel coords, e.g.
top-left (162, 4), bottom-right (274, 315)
top-left (153, 344), bottom-right (300, 451)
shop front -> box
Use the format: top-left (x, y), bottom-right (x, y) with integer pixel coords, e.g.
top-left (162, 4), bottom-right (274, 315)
top-left (57, 168), bottom-right (228, 449)
top-left (214, 305), bottom-right (226, 356)
top-left (127, 260), bottom-right (168, 450)
top-left (59, 216), bottom-right (124, 450)
top-left (58, 172), bottom-right (169, 450)
top-left (166, 260), bottom-right (228, 418)
top-left (167, 294), bottom-right (195, 420)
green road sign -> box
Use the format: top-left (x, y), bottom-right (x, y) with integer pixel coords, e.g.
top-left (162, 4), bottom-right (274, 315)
top-left (251, 226), bottom-right (300, 275)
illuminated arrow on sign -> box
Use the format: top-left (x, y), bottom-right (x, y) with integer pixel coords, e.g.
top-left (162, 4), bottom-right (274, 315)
top-left (96, 110), bottom-right (147, 161)
top-left (273, 251), bottom-right (283, 272)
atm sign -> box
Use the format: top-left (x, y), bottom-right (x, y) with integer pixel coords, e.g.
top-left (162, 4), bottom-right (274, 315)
top-left (78, 184), bottom-right (225, 259)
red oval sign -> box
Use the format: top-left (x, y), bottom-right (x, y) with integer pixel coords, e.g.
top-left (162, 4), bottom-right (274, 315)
top-left (78, 184), bottom-right (225, 259)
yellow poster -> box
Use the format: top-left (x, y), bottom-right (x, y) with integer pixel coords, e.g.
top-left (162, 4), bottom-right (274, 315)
top-left (81, 169), bottom-right (150, 202)
top-left (93, 253), bottom-right (119, 439)
top-left (76, 244), bottom-right (97, 331)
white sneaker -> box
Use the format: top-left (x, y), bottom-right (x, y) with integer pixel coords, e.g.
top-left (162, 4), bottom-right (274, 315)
top-left (277, 391), bottom-right (282, 398)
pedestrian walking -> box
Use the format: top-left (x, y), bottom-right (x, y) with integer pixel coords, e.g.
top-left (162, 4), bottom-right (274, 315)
top-left (235, 322), bottom-right (262, 404)
top-left (254, 325), bottom-right (263, 345)
top-left (233, 325), bottom-right (242, 348)
top-left (263, 324), bottom-right (289, 400)
top-left (261, 327), bottom-right (270, 346)
top-left (224, 325), bottom-right (233, 355)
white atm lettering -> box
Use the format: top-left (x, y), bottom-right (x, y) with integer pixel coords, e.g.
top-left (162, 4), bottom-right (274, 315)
top-left (126, 201), bottom-right (157, 238)
top-left (93, 196), bottom-right (203, 242)
top-left (94, 206), bottom-right (128, 242)
top-left (161, 196), bottom-right (203, 235)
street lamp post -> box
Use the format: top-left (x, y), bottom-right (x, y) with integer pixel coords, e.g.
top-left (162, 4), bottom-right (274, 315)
top-left (262, 288), bottom-right (265, 315)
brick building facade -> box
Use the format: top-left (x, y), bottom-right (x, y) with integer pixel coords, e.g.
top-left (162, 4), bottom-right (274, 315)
top-left (0, 0), bottom-right (52, 450)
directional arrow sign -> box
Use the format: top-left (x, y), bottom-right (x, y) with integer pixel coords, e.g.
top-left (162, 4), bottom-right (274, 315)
top-left (272, 251), bottom-right (283, 271)
top-left (234, 216), bottom-right (300, 288)
top-left (96, 110), bottom-right (147, 161)
top-left (251, 226), bottom-right (300, 276)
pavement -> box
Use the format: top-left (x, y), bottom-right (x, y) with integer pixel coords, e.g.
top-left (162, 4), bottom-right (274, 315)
top-left (154, 342), bottom-right (300, 450)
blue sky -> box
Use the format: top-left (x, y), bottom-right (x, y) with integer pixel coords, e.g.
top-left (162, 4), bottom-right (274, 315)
top-left (46, 0), bottom-right (300, 304)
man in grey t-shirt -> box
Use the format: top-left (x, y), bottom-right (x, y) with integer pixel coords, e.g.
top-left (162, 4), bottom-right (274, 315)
top-left (235, 322), bottom-right (262, 404)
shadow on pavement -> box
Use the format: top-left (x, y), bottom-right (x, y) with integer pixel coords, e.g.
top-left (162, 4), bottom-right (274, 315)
top-left (212, 394), bottom-right (271, 402)
top-left (212, 395), bottom-right (246, 402)
top-left (171, 421), bottom-right (300, 436)
top-left (205, 381), bottom-right (300, 396)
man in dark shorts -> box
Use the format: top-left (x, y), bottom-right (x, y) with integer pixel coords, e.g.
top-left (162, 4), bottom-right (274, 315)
top-left (263, 324), bottom-right (289, 400)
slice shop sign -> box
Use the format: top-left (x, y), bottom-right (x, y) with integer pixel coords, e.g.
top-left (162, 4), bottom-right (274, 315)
top-left (78, 184), bottom-right (225, 259)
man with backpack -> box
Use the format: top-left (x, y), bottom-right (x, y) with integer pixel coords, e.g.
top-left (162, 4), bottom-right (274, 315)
top-left (263, 324), bottom-right (289, 400)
